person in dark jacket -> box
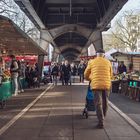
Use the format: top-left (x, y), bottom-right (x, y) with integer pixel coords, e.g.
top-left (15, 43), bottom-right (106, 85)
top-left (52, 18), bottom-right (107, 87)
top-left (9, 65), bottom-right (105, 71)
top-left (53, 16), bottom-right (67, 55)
top-left (60, 61), bottom-right (65, 85)
top-left (30, 65), bottom-right (39, 88)
top-left (10, 55), bottom-right (19, 96)
top-left (51, 62), bottom-right (59, 85)
top-left (70, 62), bottom-right (77, 83)
top-left (62, 60), bottom-right (71, 85)
top-left (17, 60), bottom-right (24, 93)
top-left (118, 61), bottom-right (127, 74)
top-left (78, 61), bottom-right (86, 83)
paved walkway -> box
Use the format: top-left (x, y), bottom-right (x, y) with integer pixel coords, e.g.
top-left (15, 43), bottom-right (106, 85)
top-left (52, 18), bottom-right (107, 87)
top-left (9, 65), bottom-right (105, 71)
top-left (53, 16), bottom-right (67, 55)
top-left (0, 84), bottom-right (140, 140)
top-left (110, 92), bottom-right (140, 126)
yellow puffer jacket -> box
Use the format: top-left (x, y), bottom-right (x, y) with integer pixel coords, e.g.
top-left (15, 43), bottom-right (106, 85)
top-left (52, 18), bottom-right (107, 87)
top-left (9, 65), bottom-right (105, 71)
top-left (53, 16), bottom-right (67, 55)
top-left (84, 57), bottom-right (113, 90)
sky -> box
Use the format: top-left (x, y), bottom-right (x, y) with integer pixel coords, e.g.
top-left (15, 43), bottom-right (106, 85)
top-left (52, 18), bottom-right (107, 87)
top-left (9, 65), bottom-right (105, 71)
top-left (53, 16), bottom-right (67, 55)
top-left (111, 0), bottom-right (140, 26)
top-left (104, 0), bottom-right (140, 33)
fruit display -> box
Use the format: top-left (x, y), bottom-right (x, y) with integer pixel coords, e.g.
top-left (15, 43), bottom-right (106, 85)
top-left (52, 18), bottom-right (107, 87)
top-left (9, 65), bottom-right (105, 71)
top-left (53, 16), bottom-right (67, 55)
top-left (113, 73), bottom-right (126, 80)
top-left (2, 70), bottom-right (11, 82)
top-left (113, 71), bottom-right (140, 81)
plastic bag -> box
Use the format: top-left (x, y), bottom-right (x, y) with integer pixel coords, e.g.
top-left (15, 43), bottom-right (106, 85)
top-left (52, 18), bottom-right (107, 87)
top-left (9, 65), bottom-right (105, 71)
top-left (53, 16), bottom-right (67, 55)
top-left (86, 85), bottom-right (94, 100)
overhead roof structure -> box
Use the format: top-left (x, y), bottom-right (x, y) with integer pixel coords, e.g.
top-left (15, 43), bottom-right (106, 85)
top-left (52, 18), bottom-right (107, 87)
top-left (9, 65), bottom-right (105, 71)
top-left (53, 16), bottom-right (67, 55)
top-left (0, 15), bottom-right (47, 55)
top-left (15, 0), bottom-right (128, 60)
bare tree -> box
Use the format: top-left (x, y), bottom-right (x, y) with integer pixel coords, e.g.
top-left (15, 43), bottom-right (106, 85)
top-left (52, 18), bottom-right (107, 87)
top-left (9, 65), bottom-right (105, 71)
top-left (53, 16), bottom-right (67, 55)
top-left (0, 0), bottom-right (17, 16)
top-left (111, 11), bottom-right (140, 52)
top-left (103, 33), bottom-right (123, 51)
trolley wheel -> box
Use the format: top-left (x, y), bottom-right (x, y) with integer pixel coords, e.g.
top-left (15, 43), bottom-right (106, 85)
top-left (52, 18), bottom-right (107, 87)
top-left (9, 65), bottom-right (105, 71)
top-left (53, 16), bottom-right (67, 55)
top-left (85, 112), bottom-right (88, 119)
top-left (82, 109), bottom-right (88, 119)
top-left (82, 111), bottom-right (85, 116)
top-left (0, 100), bottom-right (6, 109)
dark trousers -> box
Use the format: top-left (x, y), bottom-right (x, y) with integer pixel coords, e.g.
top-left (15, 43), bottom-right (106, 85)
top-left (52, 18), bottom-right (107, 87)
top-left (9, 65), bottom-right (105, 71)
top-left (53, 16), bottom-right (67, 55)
top-left (61, 74), bottom-right (64, 85)
top-left (79, 74), bottom-right (84, 82)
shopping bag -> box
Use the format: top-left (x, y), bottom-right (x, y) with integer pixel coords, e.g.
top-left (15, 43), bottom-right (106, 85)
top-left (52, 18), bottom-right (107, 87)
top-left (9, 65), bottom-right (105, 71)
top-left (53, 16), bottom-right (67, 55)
top-left (86, 85), bottom-right (95, 111)
top-left (86, 85), bottom-right (94, 100)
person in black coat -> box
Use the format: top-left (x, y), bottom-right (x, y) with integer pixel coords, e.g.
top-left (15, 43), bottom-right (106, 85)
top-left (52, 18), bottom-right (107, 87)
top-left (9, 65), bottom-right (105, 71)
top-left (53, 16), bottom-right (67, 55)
top-left (30, 66), bottom-right (39, 88)
top-left (51, 62), bottom-right (59, 85)
top-left (25, 64), bottom-right (32, 88)
top-left (71, 63), bottom-right (77, 83)
top-left (118, 61), bottom-right (127, 74)
top-left (78, 61), bottom-right (86, 82)
top-left (62, 60), bottom-right (71, 85)
top-left (60, 61), bottom-right (65, 85)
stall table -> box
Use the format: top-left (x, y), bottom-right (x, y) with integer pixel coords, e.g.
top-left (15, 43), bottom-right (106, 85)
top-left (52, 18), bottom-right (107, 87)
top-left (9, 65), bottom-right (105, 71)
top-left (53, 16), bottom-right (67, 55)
top-left (112, 80), bottom-right (120, 93)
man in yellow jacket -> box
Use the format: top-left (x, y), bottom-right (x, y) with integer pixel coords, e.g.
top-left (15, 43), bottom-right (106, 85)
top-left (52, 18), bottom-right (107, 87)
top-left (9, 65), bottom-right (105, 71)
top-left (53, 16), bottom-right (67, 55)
top-left (84, 49), bottom-right (113, 129)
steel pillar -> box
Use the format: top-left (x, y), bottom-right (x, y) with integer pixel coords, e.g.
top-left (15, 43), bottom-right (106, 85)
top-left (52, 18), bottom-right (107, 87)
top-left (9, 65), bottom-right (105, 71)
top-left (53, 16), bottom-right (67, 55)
top-left (38, 54), bottom-right (44, 81)
top-left (93, 31), bottom-right (103, 51)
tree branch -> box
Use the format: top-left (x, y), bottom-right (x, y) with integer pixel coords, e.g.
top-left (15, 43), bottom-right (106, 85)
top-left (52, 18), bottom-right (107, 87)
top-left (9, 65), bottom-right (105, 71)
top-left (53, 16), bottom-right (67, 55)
top-left (112, 31), bottom-right (132, 47)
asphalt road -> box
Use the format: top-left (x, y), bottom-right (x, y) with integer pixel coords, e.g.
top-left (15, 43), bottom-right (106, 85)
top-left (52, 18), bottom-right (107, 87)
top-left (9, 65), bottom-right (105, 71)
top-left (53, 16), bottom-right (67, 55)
top-left (110, 92), bottom-right (140, 126)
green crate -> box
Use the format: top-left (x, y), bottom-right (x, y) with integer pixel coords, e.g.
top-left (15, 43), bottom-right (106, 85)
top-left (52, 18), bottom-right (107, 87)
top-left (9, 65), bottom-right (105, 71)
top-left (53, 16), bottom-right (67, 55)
top-left (129, 81), bottom-right (133, 87)
top-left (133, 81), bottom-right (137, 87)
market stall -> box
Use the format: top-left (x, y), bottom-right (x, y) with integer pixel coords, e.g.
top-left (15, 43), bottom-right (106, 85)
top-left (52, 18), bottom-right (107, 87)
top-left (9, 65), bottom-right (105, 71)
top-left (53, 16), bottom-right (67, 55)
top-left (110, 51), bottom-right (140, 102)
top-left (0, 15), bottom-right (47, 107)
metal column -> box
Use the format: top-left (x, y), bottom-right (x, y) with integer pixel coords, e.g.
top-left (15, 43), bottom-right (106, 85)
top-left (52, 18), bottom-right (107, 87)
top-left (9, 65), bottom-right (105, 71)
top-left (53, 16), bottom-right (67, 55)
top-left (38, 54), bottom-right (44, 81)
top-left (93, 30), bottom-right (103, 51)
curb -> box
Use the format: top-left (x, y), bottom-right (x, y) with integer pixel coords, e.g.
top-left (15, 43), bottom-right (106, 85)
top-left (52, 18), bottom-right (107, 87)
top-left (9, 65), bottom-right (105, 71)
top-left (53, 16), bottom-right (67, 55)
top-left (109, 101), bottom-right (140, 134)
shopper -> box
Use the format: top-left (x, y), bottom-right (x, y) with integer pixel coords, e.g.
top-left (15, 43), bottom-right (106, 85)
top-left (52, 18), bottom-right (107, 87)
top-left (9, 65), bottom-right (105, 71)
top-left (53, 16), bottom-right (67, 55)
top-left (63, 60), bottom-right (71, 85)
top-left (51, 62), bottom-right (59, 85)
top-left (84, 49), bottom-right (113, 129)
top-left (30, 65), bottom-right (39, 88)
top-left (17, 60), bottom-right (24, 93)
top-left (78, 61), bottom-right (86, 82)
top-left (10, 55), bottom-right (19, 96)
top-left (70, 62), bottom-right (77, 83)
top-left (60, 61), bottom-right (65, 85)
top-left (118, 61), bottom-right (127, 74)
top-left (25, 63), bottom-right (32, 88)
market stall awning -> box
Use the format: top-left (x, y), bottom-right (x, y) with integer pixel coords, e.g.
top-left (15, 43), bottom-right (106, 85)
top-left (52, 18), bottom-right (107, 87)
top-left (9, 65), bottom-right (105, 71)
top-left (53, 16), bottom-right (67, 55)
top-left (0, 15), bottom-right (47, 55)
top-left (111, 51), bottom-right (140, 57)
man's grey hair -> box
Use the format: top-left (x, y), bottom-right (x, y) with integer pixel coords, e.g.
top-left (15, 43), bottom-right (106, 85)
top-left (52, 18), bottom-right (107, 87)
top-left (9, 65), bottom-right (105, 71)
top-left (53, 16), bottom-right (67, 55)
top-left (96, 53), bottom-right (105, 57)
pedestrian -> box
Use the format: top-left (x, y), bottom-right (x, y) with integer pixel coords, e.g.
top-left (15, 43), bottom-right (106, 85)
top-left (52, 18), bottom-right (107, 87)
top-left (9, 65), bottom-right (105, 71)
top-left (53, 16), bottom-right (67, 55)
top-left (51, 62), bottom-right (59, 85)
top-left (30, 65), bottom-right (39, 88)
top-left (17, 60), bottom-right (24, 93)
top-left (25, 63), bottom-right (32, 88)
top-left (63, 60), bottom-right (71, 85)
top-left (78, 61), bottom-right (86, 83)
top-left (118, 61), bottom-right (127, 74)
top-left (60, 61), bottom-right (65, 85)
top-left (10, 55), bottom-right (19, 96)
top-left (84, 49), bottom-right (113, 129)
top-left (70, 62), bottom-right (77, 83)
